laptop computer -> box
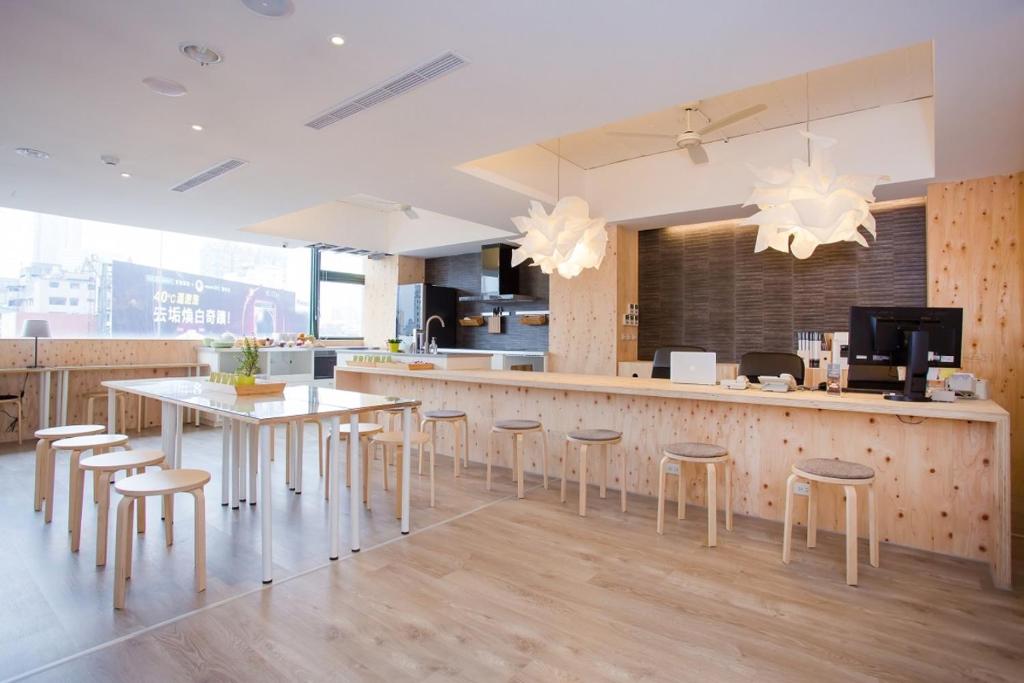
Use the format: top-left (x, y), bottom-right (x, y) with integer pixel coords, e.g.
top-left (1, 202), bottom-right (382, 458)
top-left (669, 351), bottom-right (717, 385)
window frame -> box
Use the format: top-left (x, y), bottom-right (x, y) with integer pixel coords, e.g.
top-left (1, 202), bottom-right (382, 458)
top-left (311, 248), bottom-right (365, 340)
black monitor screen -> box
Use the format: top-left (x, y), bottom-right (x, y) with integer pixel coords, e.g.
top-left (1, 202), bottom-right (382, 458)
top-left (848, 306), bottom-right (963, 368)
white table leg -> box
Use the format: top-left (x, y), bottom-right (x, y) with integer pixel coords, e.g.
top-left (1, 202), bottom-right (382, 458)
top-left (175, 405), bottom-right (183, 468)
top-left (296, 420), bottom-right (304, 494)
top-left (329, 416), bottom-right (340, 559)
top-left (238, 423), bottom-right (249, 503)
top-left (53, 371), bottom-right (62, 426)
top-left (160, 402), bottom-right (177, 467)
top-left (59, 370), bottom-right (70, 426)
top-left (192, 366), bottom-right (201, 426)
top-left (107, 387), bottom-right (117, 433)
top-left (38, 370), bottom-right (51, 429)
top-left (231, 420), bottom-right (241, 510)
top-left (221, 420), bottom-right (231, 506)
top-left (349, 413), bottom-right (361, 552)
top-left (259, 424), bottom-right (273, 583)
top-left (401, 406), bottom-right (411, 535)
top-left (248, 423), bottom-right (258, 505)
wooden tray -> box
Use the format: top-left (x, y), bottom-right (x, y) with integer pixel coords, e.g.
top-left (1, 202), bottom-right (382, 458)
top-left (519, 314), bottom-right (548, 326)
top-left (458, 316), bottom-right (485, 327)
top-left (204, 380), bottom-right (286, 396)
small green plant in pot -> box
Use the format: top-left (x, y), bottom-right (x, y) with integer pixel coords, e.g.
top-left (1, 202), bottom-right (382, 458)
top-left (236, 337), bottom-right (260, 385)
top-left (386, 338), bottom-right (402, 353)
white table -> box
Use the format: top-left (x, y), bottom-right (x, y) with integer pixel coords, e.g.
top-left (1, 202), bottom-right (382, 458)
top-left (102, 378), bottom-right (419, 583)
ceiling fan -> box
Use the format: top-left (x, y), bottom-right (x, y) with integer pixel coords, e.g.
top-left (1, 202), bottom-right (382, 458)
top-left (607, 102), bottom-right (767, 164)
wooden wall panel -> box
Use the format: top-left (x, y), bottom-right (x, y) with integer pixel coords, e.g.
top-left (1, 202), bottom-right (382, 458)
top-left (339, 371), bottom-right (998, 564)
top-left (362, 256), bottom-right (424, 347)
top-left (616, 228), bottom-right (639, 362)
top-left (0, 339), bottom-right (201, 441)
top-left (638, 206), bottom-right (927, 361)
top-left (927, 173), bottom-right (1024, 532)
top-left (548, 225), bottom-right (620, 375)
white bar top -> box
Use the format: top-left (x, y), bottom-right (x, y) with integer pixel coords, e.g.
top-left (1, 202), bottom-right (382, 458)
top-left (336, 366), bottom-right (1009, 423)
top-left (103, 377), bottom-right (418, 424)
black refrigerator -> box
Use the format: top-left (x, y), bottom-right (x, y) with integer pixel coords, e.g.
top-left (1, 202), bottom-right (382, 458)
top-left (396, 284), bottom-right (457, 348)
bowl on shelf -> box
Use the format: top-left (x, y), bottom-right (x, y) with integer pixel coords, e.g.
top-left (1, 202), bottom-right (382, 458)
top-left (210, 340), bottom-right (234, 349)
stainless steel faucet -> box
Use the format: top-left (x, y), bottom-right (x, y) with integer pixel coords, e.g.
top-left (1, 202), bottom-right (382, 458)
top-left (424, 315), bottom-right (445, 353)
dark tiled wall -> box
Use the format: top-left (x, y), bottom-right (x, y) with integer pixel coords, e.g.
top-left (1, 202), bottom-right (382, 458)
top-left (424, 253), bottom-right (549, 351)
top-left (638, 206), bottom-right (927, 362)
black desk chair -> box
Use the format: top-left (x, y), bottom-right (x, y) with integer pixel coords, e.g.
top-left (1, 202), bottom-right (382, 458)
top-left (738, 352), bottom-right (805, 385)
top-left (651, 346), bottom-right (707, 379)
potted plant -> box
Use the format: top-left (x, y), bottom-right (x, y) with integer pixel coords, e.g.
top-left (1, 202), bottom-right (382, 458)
top-left (236, 337), bottom-right (260, 385)
top-left (386, 338), bottom-right (402, 353)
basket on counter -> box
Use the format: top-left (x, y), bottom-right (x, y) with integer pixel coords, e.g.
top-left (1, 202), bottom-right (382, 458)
top-left (458, 316), bottom-right (485, 327)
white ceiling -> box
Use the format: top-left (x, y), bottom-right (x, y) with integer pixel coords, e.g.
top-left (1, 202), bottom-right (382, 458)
top-left (0, 1), bottom-right (1022, 253)
top-left (537, 42), bottom-right (933, 170)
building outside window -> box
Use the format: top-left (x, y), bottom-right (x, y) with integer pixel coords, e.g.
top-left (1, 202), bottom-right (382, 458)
top-left (0, 208), bottom-right (313, 339)
top-left (314, 249), bottom-right (365, 339)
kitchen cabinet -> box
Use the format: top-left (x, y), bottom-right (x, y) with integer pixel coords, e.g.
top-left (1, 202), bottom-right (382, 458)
top-left (198, 347), bottom-right (314, 384)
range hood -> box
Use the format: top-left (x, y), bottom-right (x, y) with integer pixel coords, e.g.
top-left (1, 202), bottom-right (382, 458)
top-left (458, 243), bottom-right (536, 302)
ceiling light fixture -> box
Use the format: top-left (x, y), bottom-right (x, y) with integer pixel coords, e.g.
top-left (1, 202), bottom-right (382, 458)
top-left (191, 124), bottom-right (204, 131)
top-left (142, 76), bottom-right (187, 97)
top-left (15, 147), bottom-right (50, 160)
top-left (241, 0), bottom-right (294, 17)
top-left (120, 172), bottom-right (132, 178)
top-left (179, 43), bottom-right (223, 66)
top-left (330, 34), bottom-right (346, 46)
top-left (510, 139), bottom-right (608, 279)
top-left (744, 75), bottom-right (883, 259)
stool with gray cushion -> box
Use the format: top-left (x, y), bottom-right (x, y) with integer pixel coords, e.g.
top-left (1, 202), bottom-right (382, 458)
top-left (783, 458), bottom-right (878, 586)
top-left (487, 419), bottom-right (549, 499)
top-left (561, 429), bottom-right (626, 516)
top-left (420, 409), bottom-right (470, 477)
top-left (657, 442), bottom-right (732, 547)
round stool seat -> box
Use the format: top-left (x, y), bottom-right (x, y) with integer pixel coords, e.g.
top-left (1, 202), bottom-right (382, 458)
top-left (34, 424), bottom-right (104, 440)
top-left (494, 419), bottom-right (541, 431)
top-left (115, 469), bottom-right (210, 497)
top-left (794, 458), bottom-right (874, 480)
top-left (335, 423), bottom-right (383, 436)
top-left (371, 431), bottom-right (431, 445)
top-left (569, 429), bottom-right (621, 442)
top-left (664, 442), bottom-right (727, 459)
top-left (80, 449), bottom-right (166, 471)
top-left (424, 409), bottom-right (466, 419)
top-left (52, 434), bottom-right (129, 451)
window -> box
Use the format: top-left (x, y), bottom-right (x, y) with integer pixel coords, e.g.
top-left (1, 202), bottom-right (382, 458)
top-left (0, 207), bottom-right (311, 338)
top-left (313, 249), bottom-right (364, 339)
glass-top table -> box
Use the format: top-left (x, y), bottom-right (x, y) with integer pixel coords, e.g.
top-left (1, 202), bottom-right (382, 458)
top-left (102, 378), bottom-right (421, 583)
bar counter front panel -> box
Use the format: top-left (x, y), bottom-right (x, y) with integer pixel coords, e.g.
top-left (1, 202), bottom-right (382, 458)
top-left (336, 366), bottom-right (1010, 588)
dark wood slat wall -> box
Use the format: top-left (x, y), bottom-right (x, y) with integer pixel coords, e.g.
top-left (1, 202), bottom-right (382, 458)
top-left (424, 253), bottom-right (550, 351)
top-left (638, 206), bottom-right (927, 362)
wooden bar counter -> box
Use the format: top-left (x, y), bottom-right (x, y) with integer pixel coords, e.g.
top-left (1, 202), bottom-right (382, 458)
top-left (336, 366), bottom-right (1012, 589)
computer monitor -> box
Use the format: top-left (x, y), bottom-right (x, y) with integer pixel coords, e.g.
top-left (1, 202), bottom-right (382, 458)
top-left (848, 306), bottom-right (963, 369)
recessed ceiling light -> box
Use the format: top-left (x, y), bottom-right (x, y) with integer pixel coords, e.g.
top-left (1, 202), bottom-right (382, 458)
top-left (191, 124), bottom-right (204, 131)
top-left (120, 172), bottom-right (132, 179)
top-left (179, 43), bottom-right (223, 66)
top-left (15, 147), bottom-right (50, 160)
top-left (330, 35), bottom-right (346, 46)
top-left (142, 76), bottom-right (187, 97)
top-left (241, 0), bottom-right (294, 17)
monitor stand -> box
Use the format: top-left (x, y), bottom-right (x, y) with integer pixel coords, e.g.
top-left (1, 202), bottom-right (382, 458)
top-left (883, 330), bottom-right (931, 402)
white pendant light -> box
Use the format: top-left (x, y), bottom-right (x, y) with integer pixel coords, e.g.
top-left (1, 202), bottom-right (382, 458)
top-left (744, 76), bottom-right (883, 259)
top-left (510, 141), bottom-right (608, 278)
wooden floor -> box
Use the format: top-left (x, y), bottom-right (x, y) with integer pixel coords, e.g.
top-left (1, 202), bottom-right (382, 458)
top-left (2, 426), bottom-right (1023, 682)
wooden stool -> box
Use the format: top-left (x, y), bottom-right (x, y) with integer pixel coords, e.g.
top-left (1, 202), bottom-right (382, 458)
top-left (323, 422), bottom-right (383, 502)
top-left (378, 406), bottom-right (422, 432)
top-left (370, 431), bottom-right (433, 512)
top-left (33, 424), bottom-right (104, 519)
top-left (0, 396), bottom-right (23, 444)
top-left (561, 429), bottom-right (625, 516)
top-left (85, 391), bottom-right (128, 433)
top-left (657, 442), bottom-right (732, 547)
top-left (78, 449), bottom-right (167, 565)
top-left (113, 468), bottom-right (210, 609)
top-left (487, 419), bottom-right (549, 499)
top-left (51, 433), bottom-right (130, 545)
top-left (783, 458), bottom-right (878, 586)
top-left (420, 409), bottom-right (470, 477)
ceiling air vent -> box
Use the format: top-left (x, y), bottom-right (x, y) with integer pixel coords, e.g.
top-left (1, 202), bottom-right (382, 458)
top-left (309, 243), bottom-right (391, 260)
top-left (171, 158), bottom-right (247, 192)
top-left (304, 51), bottom-right (468, 130)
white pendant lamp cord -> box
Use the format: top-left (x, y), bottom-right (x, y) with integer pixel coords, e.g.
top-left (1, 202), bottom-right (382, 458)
top-left (805, 73), bottom-right (811, 164)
